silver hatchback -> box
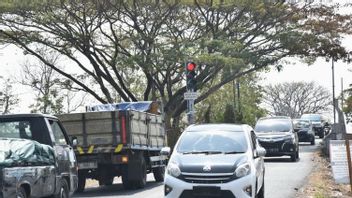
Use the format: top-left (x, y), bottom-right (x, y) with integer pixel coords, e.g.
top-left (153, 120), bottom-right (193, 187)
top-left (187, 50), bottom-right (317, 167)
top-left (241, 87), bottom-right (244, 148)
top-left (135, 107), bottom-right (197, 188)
top-left (162, 124), bottom-right (266, 198)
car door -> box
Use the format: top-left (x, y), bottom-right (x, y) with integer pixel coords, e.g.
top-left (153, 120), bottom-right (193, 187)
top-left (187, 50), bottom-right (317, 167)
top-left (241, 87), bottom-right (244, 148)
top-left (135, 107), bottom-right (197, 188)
top-left (46, 118), bottom-right (77, 192)
top-left (250, 130), bottom-right (265, 193)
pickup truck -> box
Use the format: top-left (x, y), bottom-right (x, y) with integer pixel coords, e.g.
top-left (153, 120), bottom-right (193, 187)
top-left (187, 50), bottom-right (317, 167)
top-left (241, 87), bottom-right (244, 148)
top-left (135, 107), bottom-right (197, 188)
top-left (57, 101), bottom-right (168, 192)
top-left (0, 114), bottom-right (78, 198)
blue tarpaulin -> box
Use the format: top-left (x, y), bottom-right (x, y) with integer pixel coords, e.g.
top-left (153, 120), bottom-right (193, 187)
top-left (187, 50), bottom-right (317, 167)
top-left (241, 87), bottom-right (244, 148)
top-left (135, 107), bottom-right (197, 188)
top-left (86, 101), bottom-right (160, 114)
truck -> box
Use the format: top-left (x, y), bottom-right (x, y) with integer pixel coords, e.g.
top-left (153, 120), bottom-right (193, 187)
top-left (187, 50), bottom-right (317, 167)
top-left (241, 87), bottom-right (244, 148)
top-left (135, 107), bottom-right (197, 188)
top-left (0, 114), bottom-right (78, 198)
top-left (57, 101), bottom-right (168, 192)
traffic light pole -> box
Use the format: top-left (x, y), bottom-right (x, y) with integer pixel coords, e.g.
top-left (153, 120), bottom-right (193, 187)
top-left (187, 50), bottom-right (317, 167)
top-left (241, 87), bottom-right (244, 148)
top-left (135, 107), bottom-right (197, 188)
top-left (187, 89), bottom-right (195, 124)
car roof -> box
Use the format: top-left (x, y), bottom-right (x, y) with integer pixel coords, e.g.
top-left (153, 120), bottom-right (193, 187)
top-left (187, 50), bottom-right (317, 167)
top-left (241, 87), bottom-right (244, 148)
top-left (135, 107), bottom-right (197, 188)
top-left (258, 116), bottom-right (291, 121)
top-left (185, 123), bottom-right (248, 132)
top-left (0, 113), bottom-right (58, 120)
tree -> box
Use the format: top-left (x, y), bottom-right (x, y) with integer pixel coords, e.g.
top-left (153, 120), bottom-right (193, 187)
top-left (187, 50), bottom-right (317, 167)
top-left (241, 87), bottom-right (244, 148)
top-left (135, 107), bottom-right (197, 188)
top-left (0, 76), bottom-right (19, 114)
top-left (263, 81), bottom-right (331, 118)
top-left (0, 1), bottom-right (351, 145)
top-left (21, 49), bottom-right (64, 114)
top-left (223, 104), bottom-right (236, 123)
top-left (197, 74), bottom-right (266, 126)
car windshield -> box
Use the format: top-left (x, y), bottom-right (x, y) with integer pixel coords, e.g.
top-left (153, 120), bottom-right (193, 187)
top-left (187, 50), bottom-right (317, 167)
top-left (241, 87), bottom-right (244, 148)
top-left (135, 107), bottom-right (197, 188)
top-left (301, 114), bottom-right (321, 122)
top-left (293, 120), bottom-right (310, 129)
top-left (255, 119), bottom-right (292, 133)
top-left (176, 131), bottom-right (248, 154)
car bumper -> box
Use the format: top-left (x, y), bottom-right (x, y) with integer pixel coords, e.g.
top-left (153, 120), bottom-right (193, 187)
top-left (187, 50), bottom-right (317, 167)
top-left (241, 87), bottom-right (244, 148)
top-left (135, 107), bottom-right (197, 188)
top-left (298, 132), bottom-right (314, 142)
top-left (164, 173), bottom-right (256, 198)
top-left (259, 140), bottom-right (296, 156)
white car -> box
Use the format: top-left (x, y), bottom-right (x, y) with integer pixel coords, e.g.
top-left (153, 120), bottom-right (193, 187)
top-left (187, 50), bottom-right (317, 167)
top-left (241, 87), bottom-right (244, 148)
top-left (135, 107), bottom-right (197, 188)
top-left (162, 124), bottom-right (265, 198)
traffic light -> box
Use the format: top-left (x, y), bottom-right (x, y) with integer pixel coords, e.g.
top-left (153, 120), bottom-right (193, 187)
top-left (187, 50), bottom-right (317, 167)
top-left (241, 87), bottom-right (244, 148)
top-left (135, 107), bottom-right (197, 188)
top-left (186, 62), bottom-right (196, 91)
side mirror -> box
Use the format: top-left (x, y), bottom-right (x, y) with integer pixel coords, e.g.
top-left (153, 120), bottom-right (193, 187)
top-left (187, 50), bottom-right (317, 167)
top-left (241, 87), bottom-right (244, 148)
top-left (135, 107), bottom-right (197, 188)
top-left (71, 136), bottom-right (78, 147)
top-left (256, 147), bottom-right (266, 157)
top-left (160, 147), bottom-right (171, 156)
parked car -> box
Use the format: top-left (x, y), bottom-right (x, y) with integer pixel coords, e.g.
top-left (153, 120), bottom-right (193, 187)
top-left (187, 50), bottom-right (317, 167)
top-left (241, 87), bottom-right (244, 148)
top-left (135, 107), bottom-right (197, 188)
top-left (0, 114), bottom-right (78, 198)
top-left (254, 116), bottom-right (299, 162)
top-left (293, 119), bottom-right (315, 145)
top-left (163, 124), bottom-right (266, 198)
top-left (300, 114), bottom-right (329, 138)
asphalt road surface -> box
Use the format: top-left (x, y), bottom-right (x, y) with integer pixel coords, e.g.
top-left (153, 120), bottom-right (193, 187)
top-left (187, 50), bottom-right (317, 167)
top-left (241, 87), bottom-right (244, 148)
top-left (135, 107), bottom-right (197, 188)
top-left (73, 139), bottom-right (321, 198)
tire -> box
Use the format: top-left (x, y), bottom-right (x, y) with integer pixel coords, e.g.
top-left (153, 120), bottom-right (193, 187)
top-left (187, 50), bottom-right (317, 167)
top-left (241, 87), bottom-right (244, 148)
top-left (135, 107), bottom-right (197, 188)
top-left (76, 171), bottom-right (86, 193)
top-left (122, 166), bottom-right (133, 190)
top-left (311, 138), bottom-right (315, 145)
top-left (319, 132), bottom-right (324, 139)
top-left (99, 177), bottom-right (114, 186)
top-left (134, 154), bottom-right (147, 188)
top-left (290, 150), bottom-right (297, 162)
top-left (54, 179), bottom-right (69, 198)
top-left (17, 187), bottom-right (27, 198)
top-left (256, 181), bottom-right (265, 198)
top-left (153, 166), bottom-right (165, 182)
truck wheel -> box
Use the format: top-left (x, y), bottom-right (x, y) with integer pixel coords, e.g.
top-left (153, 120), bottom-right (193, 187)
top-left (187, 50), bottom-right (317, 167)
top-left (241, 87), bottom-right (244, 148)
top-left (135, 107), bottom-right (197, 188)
top-left (76, 171), bottom-right (86, 193)
top-left (122, 166), bottom-right (133, 190)
top-left (99, 177), bottom-right (114, 186)
top-left (153, 166), bottom-right (165, 182)
top-left (135, 154), bottom-right (147, 188)
top-left (17, 187), bottom-right (27, 198)
top-left (55, 179), bottom-right (69, 198)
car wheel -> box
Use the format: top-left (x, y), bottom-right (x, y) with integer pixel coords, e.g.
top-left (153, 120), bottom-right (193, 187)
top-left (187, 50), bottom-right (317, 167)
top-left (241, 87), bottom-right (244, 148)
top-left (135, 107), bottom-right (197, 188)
top-left (17, 187), bottom-right (27, 198)
top-left (291, 151), bottom-right (297, 162)
top-left (311, 138), bottom-right (315, 145)
top-left (76, 171), bottom-right (86, 193)
top-left (54, 179), bottom-right (69, 198)
top-left (153, 166), bottom-right (165, 182)
top-left (256, 180), bottom-right (265, 198)
top-left (319, 133), bottom-right (324, 139)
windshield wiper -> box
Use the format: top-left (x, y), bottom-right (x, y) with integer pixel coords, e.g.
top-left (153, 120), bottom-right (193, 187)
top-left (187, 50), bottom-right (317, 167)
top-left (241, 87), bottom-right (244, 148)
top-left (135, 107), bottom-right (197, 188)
top-left (224, 151), bottom-right (245, 154)
top-left (182, 151), bottom-right (222, 155)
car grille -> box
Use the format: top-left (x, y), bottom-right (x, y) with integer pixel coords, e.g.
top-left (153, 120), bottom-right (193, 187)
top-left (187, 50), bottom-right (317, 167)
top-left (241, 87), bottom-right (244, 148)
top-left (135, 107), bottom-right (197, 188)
top-left (259, 140), bottom-right (284, 149)
top-left (180, 189), bottom-right (236, 198)
top-left (180, 172), bottom-right (235, 184)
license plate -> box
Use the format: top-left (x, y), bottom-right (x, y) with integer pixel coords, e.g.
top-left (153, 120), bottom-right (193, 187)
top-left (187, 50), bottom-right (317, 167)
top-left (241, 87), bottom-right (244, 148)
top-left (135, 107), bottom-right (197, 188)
top-left (78, 162), bottom-right (97, 169)
top-left (267, 148), bottom-right (279, 153)
top-left (193, 186), bottom-right (221, 197)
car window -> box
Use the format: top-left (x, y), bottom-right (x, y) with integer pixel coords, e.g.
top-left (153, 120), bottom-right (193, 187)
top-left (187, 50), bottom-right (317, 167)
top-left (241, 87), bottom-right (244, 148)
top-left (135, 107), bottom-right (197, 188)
top-left (49, 120), bottom-right (68, 145)
top-left (301, 114), bottom-right (321, 122)
top-left (293, 120), bottom-right (310, 129)
top-left (255, 119), bottom-right (292, 132)
top-left (176, 131), bottom-right (248, 153)
top-left (0, 121), bottom-right (32, 139)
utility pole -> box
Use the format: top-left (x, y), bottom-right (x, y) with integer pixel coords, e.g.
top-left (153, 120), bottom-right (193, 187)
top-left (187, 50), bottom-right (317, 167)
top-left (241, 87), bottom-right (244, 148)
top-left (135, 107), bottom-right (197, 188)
top-left (332, 58), bottom-right (336, 124)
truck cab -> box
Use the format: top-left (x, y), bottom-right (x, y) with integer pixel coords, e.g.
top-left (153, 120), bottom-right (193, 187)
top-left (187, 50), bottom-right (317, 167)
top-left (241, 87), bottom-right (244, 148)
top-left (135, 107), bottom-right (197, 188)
top-left (0, 114), bottom-right (78, 198)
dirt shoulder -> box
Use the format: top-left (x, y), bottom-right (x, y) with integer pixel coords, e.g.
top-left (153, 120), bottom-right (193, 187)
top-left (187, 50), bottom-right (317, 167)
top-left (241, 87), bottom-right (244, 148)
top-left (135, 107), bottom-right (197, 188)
top-left (296, 150), bottom-right (352, 198)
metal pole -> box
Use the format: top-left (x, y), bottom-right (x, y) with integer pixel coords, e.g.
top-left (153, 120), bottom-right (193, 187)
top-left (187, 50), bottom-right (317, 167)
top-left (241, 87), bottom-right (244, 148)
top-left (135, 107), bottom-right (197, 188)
top-left (341, 78), bottom-right (344, 109)
top-left (345, 138), bottom-right (352, 192)
top-left (332, 58), bottom-right (336, 124)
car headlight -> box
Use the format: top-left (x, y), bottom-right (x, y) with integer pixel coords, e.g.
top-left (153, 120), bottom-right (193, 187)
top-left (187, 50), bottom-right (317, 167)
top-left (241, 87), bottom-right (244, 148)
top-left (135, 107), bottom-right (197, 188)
top-left (235, 162), bottom-right (251, 178)
top-left (167, 162), bottom-right (181, 178)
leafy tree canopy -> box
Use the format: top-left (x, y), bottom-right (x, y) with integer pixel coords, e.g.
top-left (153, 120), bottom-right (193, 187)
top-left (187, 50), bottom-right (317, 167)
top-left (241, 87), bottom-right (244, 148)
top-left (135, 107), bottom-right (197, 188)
top-left (0, 0), bottom-right (350, 133)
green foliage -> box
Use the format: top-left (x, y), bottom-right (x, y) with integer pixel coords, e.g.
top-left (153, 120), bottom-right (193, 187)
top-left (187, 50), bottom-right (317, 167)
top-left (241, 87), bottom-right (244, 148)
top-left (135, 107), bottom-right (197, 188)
top-left (0, 0), bottom-right (350, 143)
top-left (197, 73), bottom-right (266, 126)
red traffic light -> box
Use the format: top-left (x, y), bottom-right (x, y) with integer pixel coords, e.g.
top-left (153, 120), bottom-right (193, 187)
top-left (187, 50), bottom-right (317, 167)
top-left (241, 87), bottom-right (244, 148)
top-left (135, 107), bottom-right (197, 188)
top-left (187, 62), bottom-right (196, 71)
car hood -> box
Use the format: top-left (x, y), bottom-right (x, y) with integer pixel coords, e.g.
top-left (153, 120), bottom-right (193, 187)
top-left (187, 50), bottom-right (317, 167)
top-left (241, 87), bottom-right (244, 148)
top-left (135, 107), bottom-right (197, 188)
top-left (171, 152), bottom-right (248, 173)
top-left (256, 132), bottom-right (292, 139)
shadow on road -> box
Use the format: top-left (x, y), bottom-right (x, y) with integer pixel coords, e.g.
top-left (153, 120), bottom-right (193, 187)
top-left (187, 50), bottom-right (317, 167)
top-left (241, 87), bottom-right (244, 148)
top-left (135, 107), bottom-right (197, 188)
top-left (73, 181), bottom-right (163, 197)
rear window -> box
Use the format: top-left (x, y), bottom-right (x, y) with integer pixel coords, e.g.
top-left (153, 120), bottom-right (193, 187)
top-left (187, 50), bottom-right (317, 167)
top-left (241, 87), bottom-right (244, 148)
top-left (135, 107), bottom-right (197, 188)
top-left (301, 114), bottom-right (321, 122)
top-left (177, 131), bottom-right (248, 153)
top-left (0, 118), bottom-right (52, 146)
top-left (255, 119), bottom-right (292, 133)
top-left (293, 120), bottom-right (311, 129)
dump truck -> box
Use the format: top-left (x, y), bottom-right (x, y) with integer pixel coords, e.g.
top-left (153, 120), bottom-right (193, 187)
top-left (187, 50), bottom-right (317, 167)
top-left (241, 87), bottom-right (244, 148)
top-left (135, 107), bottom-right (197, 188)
top-left (57, 101), bottom-right (167, 192)
top-left (0, 114), bottom-right (78, 198)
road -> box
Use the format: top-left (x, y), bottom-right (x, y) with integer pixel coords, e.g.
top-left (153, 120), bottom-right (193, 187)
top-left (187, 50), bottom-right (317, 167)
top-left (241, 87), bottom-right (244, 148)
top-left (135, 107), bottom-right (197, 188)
top-left (73, 140), bottom-right (321, 198)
